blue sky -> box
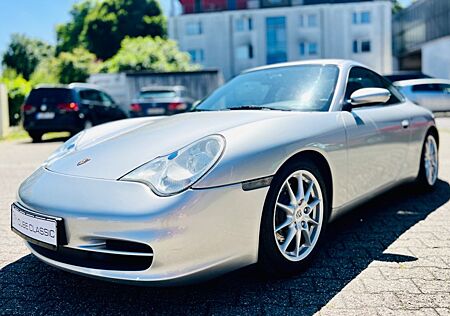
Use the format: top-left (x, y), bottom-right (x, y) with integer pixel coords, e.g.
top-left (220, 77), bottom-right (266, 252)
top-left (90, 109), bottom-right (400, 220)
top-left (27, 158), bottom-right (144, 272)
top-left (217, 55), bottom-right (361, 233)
top-left (0, 0), bottom-right (411, 56)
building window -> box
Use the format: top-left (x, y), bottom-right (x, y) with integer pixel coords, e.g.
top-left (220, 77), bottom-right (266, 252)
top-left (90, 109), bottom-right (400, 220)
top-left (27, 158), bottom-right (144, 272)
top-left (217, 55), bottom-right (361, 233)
top-left (186, 22), bottom-right (202, 35)
top-left (236, 45), bottom-right (253, 60)
top-left (361, 11), bottom-right (371, 24)
top-left (307, 14), bottom-right (317, 27)
top-left (299, 41), bottom-right (318, 56)
top-left (352, 11), bottom-right (371, 24)
top-left (352, 40), bottom-right (358, 53)
top-left (353, 40), bottom-right (371, 53)
top-left (352, 12), bottom-right (358, 24)
top-left (235, 17), bottom-right (253, 32)
top-left (361, 40), bottom-right (371, 52)
top-left (308, 42), bottom-right (317, 55)
top-left (299, 15), bottom-right (304, 27)
top-left (236, 18), bottom-right (245, 31)
top-left (188, 49), bottom-right (204, 62)
top-left (266, 16), bottom-right (287, 64)
top-left (299, 42), bottom-right (305, 56)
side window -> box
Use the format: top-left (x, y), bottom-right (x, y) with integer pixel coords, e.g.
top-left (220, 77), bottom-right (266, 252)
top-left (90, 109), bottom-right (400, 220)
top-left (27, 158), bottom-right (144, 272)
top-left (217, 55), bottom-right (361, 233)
top-left (345, 67), bottom-right (402, 105)
top-left (100, 92), bottom-right (115, 106)
top-left (412, 84), bottom-right (443, 93)
top-left (79, 89), bottom-right (102, 103)
top-left (345, 67), bottom-right (383, 100)
top-left (440, 84), bottom-right (450, 93)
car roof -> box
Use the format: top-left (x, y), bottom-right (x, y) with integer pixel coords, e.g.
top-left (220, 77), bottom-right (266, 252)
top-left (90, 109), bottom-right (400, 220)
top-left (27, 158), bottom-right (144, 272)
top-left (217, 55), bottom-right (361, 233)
top-left (394, 78), bottom-right (450, 87)
top-left (140, 85), bottom-right (185, 92)
top-left (243, 59), bottom-right (368, 74)
top-left (34, 83), bottom-right (102, 91)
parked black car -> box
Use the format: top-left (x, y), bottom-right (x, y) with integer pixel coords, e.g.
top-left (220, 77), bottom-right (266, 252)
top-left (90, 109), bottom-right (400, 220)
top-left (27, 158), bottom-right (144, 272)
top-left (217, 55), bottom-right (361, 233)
top-left (129, 85), bottom-right (194, 117)
top-left (22, 84), bottom-right (127, 142)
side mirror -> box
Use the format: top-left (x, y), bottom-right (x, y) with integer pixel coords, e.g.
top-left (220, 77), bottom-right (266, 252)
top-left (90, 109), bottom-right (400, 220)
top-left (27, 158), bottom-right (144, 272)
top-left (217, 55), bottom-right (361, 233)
top-left (344, 88), bottom-right (391, 110)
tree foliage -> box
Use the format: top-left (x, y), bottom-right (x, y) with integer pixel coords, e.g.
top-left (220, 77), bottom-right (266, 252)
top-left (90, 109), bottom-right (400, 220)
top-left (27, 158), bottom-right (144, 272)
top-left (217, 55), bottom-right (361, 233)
top-left (55, 48), bottom-right (101, 84)
top-left (2, 34), bottom-right (54, 80)
top-left (0, 69), bottom-right (32, 126)
top-left (57, 0), bottom-right (166, 60)
top-left (56, 0), bottom-right (93, 55)
top-left (103, 37), bottom-right (198, 73)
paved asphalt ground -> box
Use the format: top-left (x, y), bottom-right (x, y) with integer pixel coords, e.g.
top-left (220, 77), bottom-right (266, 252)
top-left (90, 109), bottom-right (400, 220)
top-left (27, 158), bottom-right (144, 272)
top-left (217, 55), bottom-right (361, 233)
top-left (1, 118), bottom-right (450, 316)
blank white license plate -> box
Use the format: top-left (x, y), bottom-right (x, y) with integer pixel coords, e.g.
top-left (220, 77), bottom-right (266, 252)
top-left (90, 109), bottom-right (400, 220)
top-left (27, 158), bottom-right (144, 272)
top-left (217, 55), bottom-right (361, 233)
top-left (147, 108), bottom-right (165, 115)
top-left (36, 112), bottom-right (55, 120)
top-left (11, 204), bottom-right (58, 248)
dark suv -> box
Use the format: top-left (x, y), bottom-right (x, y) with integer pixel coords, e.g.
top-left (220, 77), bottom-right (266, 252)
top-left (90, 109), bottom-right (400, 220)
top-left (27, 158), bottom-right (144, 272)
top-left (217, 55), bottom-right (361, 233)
top-left (23, 84), bottom-right (127, 142)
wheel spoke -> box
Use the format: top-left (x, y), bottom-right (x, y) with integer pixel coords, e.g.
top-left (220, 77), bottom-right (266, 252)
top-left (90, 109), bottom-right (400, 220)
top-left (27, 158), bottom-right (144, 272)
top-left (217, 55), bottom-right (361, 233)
top-left (308, 198), bottom-right (320, 210)
top-left (304, 180), bottom-right (314, 202)
top-left (308, 217), bottom-right (319, 226)
top-left (285, 181), bottom-right (297, 206)
top-left (281, 226), bottom-right (296, 253)
top-left (296, 173), bottom-right (304, 202)
top-left (275, 217), bottom-right (293, 232)
top-left (295, 230), bottom-right (301, 257)
top-left (277, 202), bottom-right (294, 215)
top-left (302, 227), bottom-right (312, 246)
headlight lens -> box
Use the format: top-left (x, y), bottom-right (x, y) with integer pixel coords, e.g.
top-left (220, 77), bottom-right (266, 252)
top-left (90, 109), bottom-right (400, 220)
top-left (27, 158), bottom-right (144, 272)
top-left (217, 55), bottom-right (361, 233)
top-left (120, 135), bottom-right (225, 196)
top-left (44, 131), bottom-right (84, 165)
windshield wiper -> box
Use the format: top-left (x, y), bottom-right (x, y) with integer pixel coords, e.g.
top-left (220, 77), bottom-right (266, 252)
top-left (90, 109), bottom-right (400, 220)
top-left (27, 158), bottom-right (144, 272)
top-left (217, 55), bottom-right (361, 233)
top-left (226, 105), bottom-right (288, 111)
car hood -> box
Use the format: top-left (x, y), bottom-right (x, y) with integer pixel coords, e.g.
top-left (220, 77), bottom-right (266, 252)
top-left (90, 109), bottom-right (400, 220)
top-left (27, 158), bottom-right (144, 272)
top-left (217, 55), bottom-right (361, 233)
top-left (45, 111), bottom-right (292, 180)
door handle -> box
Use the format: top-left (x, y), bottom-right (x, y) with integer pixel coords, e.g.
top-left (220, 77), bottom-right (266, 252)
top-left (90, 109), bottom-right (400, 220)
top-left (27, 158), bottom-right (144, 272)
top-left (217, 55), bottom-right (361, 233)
top-left (401, 120), bottom-right (410, 129)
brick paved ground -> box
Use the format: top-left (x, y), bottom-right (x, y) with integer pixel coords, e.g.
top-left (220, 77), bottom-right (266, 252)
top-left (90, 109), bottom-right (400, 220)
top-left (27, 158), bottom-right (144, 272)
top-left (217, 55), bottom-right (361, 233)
top-left (1, 119), bottom-right (450, 315)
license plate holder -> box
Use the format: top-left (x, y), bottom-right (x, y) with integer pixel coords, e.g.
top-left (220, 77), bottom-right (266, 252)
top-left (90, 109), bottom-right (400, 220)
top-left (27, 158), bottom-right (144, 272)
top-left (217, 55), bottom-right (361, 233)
top-left (36, 112), bottom-right (55, 120)
top-left (147, 108), bottom-right (165, 115)
top-left (11, 203), bottom-right (66, 250)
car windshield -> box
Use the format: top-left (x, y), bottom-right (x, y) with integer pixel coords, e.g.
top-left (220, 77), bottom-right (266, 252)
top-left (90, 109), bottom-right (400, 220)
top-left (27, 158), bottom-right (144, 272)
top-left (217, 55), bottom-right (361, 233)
top-left (196, 65), bottom-right (339, 112)
top-left (139, 90), bottom-right (177, 99)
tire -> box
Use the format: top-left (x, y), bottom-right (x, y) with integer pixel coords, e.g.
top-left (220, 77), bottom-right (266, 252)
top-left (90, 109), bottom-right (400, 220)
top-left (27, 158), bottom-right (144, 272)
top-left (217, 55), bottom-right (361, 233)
top-left (416, 132), bottom-right (439, 190)
top-left (258, 159), bottom-right (330, 277)
top-left (29, 132), bottom-right (43, 143)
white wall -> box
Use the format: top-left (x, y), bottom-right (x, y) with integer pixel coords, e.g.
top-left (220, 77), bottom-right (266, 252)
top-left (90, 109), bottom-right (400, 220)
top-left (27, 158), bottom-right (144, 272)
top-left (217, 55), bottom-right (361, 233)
top-left (169, 1), bottom-right (393, 79)
top-left (422, 36), bottom-right (450, 79)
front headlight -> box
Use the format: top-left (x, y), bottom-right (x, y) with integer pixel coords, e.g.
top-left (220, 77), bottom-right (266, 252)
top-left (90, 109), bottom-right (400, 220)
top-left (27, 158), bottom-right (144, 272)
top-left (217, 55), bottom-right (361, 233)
top-left (44, 131), bottom-right (85, 165)
top-left (120, 135), bottom-right (225, 196)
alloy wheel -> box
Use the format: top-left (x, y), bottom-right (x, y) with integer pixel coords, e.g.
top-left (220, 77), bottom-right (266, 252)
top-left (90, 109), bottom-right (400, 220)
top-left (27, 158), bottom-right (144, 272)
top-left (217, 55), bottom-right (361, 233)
top-left (424, 135), bottom-right (438, 186)
top-left (273, 170), bottom-right (324, 262)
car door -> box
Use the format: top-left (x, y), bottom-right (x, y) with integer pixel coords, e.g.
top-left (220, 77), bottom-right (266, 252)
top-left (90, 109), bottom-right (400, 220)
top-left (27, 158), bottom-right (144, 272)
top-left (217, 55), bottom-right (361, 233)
top-left (341, 67), bottom-right (411, 201)
top-left (100, 91), bottom-right (126, 121)
top-left (79, 89), bottom-right (106, 124)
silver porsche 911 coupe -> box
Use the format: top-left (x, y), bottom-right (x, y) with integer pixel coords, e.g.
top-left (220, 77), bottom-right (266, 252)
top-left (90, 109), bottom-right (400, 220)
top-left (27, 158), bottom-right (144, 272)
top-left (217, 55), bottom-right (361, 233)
top-left (11, 60), bottom-right (439, 285)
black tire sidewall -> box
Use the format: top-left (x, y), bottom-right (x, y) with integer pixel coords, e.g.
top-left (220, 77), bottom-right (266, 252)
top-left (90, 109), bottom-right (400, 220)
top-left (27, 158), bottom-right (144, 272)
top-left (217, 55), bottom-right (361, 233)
top-left (258, 159), bottom-right (331, 276)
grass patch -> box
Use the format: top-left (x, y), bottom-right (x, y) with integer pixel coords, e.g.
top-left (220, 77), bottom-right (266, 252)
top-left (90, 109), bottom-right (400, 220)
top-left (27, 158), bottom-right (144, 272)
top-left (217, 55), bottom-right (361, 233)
top-left (0, 127), bottom-right (70, 142)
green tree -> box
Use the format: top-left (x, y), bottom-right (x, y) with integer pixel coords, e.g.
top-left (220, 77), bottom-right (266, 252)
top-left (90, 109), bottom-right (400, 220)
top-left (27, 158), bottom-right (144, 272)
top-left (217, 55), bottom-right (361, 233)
top-left (0, 69), bottom-right (32, 126)
top-left (2, 34), bottom-right (54, 80)
top-left (55, 47), bottom-right (101, 84)
top-left (57, 0), bottom-right (167, 60)
top-left (103, 36), bottom-right (198, 73)
top-left (392, 0), bottom-right (404, 14)
top-left (56, 0), bottom-right (93, 54)
top-left (29, 57), bottom-right (60, 85)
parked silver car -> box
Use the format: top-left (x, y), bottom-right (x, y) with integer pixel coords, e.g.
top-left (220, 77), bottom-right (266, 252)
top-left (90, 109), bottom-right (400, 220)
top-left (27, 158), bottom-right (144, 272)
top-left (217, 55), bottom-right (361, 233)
top-left (11, 60), bottom-right (438, 285)
top-left (394, 78), bottom-right (450, 112)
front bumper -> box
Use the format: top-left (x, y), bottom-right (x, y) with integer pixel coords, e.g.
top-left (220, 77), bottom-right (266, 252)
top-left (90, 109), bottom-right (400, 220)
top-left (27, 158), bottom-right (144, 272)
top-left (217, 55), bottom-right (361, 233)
top-left (17, 167), bottom-right (268, 284)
